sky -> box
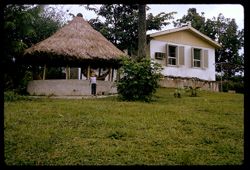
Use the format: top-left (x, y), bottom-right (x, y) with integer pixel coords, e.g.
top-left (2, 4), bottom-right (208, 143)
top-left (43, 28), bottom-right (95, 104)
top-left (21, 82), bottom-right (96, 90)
top-left (53, 4), bottom-right (244, 34)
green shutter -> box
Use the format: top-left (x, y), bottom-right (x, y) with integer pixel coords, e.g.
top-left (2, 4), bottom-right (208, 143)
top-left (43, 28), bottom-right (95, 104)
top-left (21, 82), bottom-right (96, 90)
top-left (201, 49), bottom-right (204, 68)
top-left (204, 50), bottom-right (209, 68)
top-left (165, 44), bottom-right (168, 66)
top-left (191, 47), bottom-right (194, 67)
top-left (178, 46), bottom-right (185, 65)
top-left (175, 46), bottom-right (179, 66)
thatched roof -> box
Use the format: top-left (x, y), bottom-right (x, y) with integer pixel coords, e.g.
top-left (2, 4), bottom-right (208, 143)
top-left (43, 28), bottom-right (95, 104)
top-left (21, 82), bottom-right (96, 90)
top-left (22, 14), bottom-right (127, 67)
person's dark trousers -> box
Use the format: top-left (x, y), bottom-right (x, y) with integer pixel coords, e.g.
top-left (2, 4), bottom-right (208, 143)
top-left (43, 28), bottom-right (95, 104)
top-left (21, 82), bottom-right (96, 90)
top-left (91, 83), bottom-right (96, 95)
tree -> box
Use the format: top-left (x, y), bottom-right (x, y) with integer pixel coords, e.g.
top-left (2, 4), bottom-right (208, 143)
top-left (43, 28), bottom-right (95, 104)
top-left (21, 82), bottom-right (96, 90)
top-left (173, 8), bottom-right (206, 33)
top-left (85, 4), bottom-right (176, 56)
top-left (137, 4), bottom-right (146, 60)
top-left (213, 14), bottom-right (244, 79)
top-left (173, 8), bottom-right (244, 80)
top-left (3, 5), bottom-right (66, 93)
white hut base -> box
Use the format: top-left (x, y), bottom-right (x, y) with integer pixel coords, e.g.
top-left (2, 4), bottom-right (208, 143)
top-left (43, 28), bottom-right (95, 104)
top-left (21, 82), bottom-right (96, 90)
top-left (27, 80), bottom-right (117, 96)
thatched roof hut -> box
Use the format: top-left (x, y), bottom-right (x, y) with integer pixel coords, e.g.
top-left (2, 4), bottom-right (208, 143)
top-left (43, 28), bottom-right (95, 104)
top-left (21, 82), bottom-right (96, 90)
top-left (22, 13), bottom-right (126, 68)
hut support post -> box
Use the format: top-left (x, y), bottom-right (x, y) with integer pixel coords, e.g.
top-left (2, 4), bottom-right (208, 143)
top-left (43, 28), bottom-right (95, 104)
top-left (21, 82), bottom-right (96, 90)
top-left (111, 68), bottom-right (114, 82)
top-left (78, 68), bottom-right (81, 80)
top-left (65, 68), bottom-right (67, 79)
top-left (69, 67), bottom-right (70, 79)
top-left (98, 68), bottom-right (101, 77)
top-left (43, 64), bottom-right (46, 80)
top-left (108, 67), bottom-right (111, 81)
top-left (65, 66), bottom-right (67, 79)
top-left (66, 65), bottom-right (70, 79)
top-left (87, 65), bottom-right (90, 79)
top-left (116, 68), bottom-right (120, 81)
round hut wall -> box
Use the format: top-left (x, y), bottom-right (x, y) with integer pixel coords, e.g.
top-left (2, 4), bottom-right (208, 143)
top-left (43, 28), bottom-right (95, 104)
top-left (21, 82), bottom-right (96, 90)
top-left (24, 59), bottom-right (122, 96)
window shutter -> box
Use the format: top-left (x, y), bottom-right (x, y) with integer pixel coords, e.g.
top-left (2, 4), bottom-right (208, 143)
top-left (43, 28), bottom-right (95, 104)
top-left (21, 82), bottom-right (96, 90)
top-left (201, 49), bottom-right (204, 69)
top-left (178, 46), bottom-right (185, 65)
top-left (175, 46), bottom-right (179, 66)
top-left (165, 44), bottom-right (168, 66)
top-left (204, 50), bottom-right (209, 68)
top-left (191, 47), bottom-right (194, 67)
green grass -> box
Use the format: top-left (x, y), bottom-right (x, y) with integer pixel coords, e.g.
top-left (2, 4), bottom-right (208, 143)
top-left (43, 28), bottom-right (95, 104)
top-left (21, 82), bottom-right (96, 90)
top-left (4, 88), bottom-right (244, 165)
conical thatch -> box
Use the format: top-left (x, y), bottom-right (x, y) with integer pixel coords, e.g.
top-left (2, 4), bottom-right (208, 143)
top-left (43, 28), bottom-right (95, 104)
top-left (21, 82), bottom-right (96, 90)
top-left (22, 14), bottom-right (126, 66)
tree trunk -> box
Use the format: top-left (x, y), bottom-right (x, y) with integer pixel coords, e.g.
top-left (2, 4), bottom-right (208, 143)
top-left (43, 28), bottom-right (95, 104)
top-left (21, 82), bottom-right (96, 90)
top-left (138, 4), bottom-right (146, 60)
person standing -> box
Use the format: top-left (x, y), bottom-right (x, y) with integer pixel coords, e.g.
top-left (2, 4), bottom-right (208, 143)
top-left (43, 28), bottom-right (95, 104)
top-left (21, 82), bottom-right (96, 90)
top-left (89, 73), bottom-right (97, 96)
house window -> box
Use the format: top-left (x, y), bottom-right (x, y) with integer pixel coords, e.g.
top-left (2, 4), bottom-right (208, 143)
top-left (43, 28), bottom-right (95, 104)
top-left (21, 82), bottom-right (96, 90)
top-left (168, 45), bottom-right (177, 65)
top-left (155, 52), bottom-right (165, 60)
top-left (193, 48), bottom-right (201, 67)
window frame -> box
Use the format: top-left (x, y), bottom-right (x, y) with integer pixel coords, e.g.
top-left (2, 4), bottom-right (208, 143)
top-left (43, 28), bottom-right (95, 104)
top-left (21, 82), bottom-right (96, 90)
top-left (167, 45), bottom-right (178, 66)
top-left (193, 48), bottom-right (202, 68)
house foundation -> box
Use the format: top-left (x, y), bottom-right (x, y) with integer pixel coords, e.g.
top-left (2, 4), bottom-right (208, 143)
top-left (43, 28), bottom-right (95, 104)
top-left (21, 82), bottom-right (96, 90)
top-left (159, 76), bottom-right (219, 92)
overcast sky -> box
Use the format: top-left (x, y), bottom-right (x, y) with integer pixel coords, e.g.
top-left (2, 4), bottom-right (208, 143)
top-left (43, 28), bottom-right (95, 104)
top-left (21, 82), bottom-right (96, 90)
top-left (53, 4), bottom-right (244, 33)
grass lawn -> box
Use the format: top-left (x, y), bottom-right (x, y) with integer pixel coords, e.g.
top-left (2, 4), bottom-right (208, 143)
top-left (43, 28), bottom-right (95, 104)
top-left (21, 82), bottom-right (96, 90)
top-left (4, 88), bottom-right (244, 165)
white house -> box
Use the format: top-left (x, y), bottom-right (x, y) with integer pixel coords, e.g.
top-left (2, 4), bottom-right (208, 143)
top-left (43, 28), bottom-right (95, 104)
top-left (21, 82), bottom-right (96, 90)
top-left (148, 25), bottom-right (221, 91)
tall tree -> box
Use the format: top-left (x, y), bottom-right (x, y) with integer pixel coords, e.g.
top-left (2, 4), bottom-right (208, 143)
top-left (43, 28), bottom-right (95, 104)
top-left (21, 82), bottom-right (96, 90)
top-left (138, 4), bottom-right (146, 60)
top-left (213, 14), bottom-right (244, 79)
top-left (173, 8), bottom-right (206, 32)
top-left (85, 4), bottom-right (176, 56)
top-left (3, 5), bottom-right (66, 92)
top-left (173, 8), bottom-right (244, 79)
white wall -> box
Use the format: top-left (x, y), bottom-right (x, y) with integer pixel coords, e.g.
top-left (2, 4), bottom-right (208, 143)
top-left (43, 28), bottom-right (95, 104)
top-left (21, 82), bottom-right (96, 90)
top-left (27, 80), bottom-right (117, 96)
top-left (150, 40), bottom-right (216, 81)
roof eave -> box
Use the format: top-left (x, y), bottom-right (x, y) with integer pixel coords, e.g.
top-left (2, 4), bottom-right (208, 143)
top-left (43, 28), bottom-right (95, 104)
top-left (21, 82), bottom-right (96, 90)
top-left (149, 25), bottom-right (221, 49)
top-left (149, 26), bottom-right (189, 37)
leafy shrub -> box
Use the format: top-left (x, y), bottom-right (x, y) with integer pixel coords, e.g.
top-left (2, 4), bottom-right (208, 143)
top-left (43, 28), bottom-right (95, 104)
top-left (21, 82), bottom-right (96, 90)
top-left (222, 80), bottom-right (244, 93)
top-left (233, 82), bottom-right (244, 93)
top-left (4, 91), bottom-right (31, 102)
top-left (117, 57), bottom-right (163, 102)
top-left (183, 77), bottom-right (203, 97)
top-left (174, 88), bottom-right (184, 98)
top-left (186, 86), bottom-right (201, 97)
top-left (16, 71), bottom-right (33, 95)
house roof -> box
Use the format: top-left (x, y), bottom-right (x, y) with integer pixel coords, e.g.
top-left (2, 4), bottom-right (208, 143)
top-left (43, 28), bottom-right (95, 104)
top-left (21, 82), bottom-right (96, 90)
top-left (22, 13), bottom-right (127, 66)
top-left (149, 25), bottom-right (221, 49)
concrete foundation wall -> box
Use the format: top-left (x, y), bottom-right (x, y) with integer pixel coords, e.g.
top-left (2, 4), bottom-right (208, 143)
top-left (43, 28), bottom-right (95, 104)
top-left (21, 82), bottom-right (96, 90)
top-left (27, 80), bottom-right (117, 96)
top-left (27, 77), bottom-right (218, 96)
top-left (159, 77), bottom-right (219, 92)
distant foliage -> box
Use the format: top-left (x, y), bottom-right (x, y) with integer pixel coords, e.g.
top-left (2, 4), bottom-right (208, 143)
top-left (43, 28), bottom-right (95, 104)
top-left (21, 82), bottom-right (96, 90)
top-left (222, 80), bottom-right (244, 93)
top-left (17, 71), bottom-right (33, 94)
top-left (117, 57), bottom-right (163, 102)
top-left (3, 5), bottom-right (66, 94)
top-left (4, 91), bottom-right (31, 102)
top-left (174, 8), bottom-right (244, 79)
top-left (186, 77), bottom-right (203, 97)
top-left (85, 4), bottom-right (176, 56)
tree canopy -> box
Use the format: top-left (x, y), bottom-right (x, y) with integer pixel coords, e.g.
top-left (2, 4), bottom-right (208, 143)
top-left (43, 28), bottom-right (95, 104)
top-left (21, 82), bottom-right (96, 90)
top-left (3, 5), bottom-right (67, 92)
top-left (174, 8), bottom-right (244, 79)
top-left (85, 4), bottom-right (176, 56)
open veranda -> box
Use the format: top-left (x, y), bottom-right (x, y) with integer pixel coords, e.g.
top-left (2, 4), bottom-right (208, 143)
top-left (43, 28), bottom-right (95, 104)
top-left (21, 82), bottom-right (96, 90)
top-left (4, 88), bottom-right (244, 165)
